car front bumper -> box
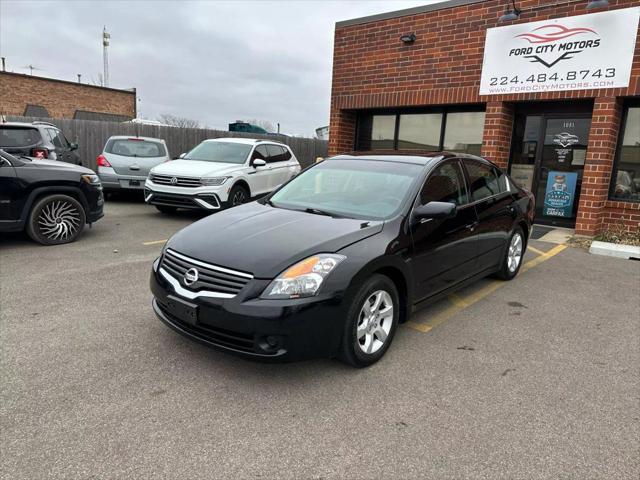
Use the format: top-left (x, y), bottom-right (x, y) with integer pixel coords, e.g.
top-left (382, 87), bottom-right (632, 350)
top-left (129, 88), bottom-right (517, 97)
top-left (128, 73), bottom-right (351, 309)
top-left (144, 180), bottom-right (228, 210)
top-left (150, 261), bottom-right (347, 361)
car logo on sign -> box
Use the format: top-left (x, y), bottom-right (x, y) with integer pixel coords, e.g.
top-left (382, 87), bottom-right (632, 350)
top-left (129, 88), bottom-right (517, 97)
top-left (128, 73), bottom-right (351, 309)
top-left (184, 268), bottom-right (199, 286)
top-left (170, 177), bottom-right (178, 185)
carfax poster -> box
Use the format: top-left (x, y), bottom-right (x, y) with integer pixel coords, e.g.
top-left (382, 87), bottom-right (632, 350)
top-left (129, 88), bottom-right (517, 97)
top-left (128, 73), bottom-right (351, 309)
top-left (543, 171), bottom-right (578, 217)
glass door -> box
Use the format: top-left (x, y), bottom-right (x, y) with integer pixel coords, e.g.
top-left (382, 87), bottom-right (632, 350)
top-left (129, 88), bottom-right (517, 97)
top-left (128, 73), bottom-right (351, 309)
top-left (534, 117), bottom-right (590, 226)
top-left (509, 112), bottom-right (591, 228)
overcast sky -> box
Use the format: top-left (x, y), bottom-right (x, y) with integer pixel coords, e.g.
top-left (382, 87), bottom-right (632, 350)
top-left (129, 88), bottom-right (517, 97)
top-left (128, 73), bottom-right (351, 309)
top-left (0, 0), bottom-right (443, 136)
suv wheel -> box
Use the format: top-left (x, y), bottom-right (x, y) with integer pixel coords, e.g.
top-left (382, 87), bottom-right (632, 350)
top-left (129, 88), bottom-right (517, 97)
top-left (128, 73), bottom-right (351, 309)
top-left (26, 194), bottom-right (86, 245)
top-left (339, 274), bottom-right (399, 367)
top-left (227, 184), bottom-right (249, 208)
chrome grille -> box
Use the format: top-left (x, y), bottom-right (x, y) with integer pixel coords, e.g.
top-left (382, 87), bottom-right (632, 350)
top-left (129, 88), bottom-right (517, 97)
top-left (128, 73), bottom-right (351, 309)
top-left (150, 173), bottom-right (201, 188)
top-left (160, 249), bottom-right (252, 297)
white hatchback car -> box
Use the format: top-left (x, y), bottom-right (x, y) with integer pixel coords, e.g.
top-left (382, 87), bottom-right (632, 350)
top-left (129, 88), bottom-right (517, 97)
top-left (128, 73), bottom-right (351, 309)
top-left (144, 138), bottom-right (300, 213)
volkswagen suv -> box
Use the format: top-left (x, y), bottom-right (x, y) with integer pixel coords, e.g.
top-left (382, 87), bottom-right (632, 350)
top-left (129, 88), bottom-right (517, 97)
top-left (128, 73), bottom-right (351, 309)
top-left (144, 138), bottom-right (300, 213)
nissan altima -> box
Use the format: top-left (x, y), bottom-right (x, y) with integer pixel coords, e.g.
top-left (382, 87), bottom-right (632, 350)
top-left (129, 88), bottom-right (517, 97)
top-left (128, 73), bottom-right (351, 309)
top-left (150, 153), bottom-right (534, 367)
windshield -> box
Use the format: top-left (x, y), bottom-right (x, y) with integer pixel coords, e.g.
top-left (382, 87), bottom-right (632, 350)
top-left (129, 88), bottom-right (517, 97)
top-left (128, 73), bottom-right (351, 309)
top-left (184, 141), bottom-right (252, 164)
top-left (105, 139), bottom-right (166, 158)
top-left (269, 159), bottom-right (422, 220)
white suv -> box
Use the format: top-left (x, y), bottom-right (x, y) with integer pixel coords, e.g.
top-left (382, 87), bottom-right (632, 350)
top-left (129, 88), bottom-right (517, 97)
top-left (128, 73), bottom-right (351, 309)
top-left (144, 138), bottom-right (300, 213)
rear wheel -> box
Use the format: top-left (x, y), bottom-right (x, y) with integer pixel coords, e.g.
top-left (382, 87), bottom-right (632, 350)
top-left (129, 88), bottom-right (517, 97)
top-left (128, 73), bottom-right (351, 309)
top-left (496, 227), bottom-right (525, 280)
top-left (26, 194), bottom-right (86, 245)
top-left (339, 274), bottom-right (399, 367)
top-left (155, 205), bottom-right (177, 214)
top-left (227, 184), bottom-right (249, 208)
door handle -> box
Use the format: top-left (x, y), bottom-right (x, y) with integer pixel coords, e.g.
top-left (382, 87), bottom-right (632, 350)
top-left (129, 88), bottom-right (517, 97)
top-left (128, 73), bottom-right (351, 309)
top-left (465, 222), bottom-right (478, 232)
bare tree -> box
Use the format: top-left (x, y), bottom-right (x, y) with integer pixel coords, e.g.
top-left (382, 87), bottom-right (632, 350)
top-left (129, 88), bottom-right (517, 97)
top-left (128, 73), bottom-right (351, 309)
top-left (158, 114), bottom-right (201, 129)
top-left (246, 119), bottom-right (276, 133)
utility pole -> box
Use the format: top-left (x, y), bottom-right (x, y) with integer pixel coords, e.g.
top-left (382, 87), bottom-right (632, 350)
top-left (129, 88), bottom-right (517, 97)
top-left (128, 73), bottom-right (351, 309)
top-left (102, 26), bottom-right (110, 87)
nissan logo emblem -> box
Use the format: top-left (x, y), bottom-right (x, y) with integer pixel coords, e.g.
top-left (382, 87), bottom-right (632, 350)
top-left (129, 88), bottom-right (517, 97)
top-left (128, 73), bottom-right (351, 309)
top-left (170, 177), bottom-right (178, 185)
top-left (184, 268), bottom-right (199, 286)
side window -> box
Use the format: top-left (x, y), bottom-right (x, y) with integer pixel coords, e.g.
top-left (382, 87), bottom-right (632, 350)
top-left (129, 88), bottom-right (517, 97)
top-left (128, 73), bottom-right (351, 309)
top-left (57, 131), bottom-right (70, 148)
top-left (266, 144), bottom-right (286, 163)
top-left (465, 161), bottom-right (501, 202)
top-left (252, 145), bottom-right (268, 161)
top-left (495, 167), bottom-right (509, 193)
top-left (282, 146), bottom-right (292, 161)
top-left (420, 161), bottom-right (468, 206)
top-left (47, 129), bottom-right (62, 148)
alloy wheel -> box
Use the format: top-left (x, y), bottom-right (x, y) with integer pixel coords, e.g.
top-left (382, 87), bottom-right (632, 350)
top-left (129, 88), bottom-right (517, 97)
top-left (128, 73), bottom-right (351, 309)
top-left (507, 232), bottom-right (523, 273)
top-left (232, 190), bottom-right (246, 205)
top-left (356, 290), bottom-right (394, 354)
top-left (37, 200), bottom-right (82, 241)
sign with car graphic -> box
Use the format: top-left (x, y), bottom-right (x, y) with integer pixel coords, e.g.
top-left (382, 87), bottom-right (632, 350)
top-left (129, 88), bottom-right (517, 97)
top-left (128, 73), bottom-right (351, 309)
top-left (480, 7), bottom-right (640, 95)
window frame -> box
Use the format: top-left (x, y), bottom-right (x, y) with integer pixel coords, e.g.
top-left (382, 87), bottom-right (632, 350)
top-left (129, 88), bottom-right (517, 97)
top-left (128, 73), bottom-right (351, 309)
top-left (461, 158), bottom-right (509, 204)
top-left (355, 105), bottom-right (486, 153)
top-left (609, 99), bottom-right (640, 203)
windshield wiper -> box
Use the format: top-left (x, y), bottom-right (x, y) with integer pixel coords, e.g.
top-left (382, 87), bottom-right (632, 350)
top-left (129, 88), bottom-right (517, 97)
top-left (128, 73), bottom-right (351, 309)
top-left (304, 207), bottom-right (344, 218)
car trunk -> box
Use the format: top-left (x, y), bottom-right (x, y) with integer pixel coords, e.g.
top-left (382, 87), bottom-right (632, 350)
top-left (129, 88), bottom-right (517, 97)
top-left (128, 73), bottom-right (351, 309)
top-left (103, 152), bottom-right (166, 176)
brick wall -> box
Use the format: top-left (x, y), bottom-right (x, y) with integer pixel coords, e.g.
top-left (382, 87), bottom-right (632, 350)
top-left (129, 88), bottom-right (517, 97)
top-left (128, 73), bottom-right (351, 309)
top-left (0, 72), bottom-right (136, 119)
top-left (330, 0), bottom-right (640, 236)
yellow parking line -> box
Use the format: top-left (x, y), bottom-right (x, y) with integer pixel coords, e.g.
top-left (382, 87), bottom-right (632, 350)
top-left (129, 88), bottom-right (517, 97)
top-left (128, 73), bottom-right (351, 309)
top-left (528, 245), bottom-right (546, 256)
top-left (405, 244), bottom-right (567, 333)
top-left (143, 239), bottom-right (167, 246)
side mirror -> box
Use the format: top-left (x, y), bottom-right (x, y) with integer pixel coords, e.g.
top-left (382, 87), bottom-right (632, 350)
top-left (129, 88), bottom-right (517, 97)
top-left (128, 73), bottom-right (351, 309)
top-left (414, 201), bottom-right (457, 222)
top-left (70, 142), bottom-right (78, 151)
top-left (178, 153), bottom-right (186, 159)
top-left (252, 158), bottom-right (267, 168)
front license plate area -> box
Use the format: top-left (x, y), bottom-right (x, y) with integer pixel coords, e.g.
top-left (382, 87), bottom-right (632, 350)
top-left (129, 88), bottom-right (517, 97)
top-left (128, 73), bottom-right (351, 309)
top-left (166, 295), bottom-right (199, 326)
top-left (129, 179), bottom-right (141, 187)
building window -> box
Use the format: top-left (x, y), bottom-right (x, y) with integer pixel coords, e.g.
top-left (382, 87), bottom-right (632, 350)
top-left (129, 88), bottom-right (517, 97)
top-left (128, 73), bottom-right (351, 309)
top-left (610, 104), bottom-right (640, 202)
top-left (398, 113), bottom-right (442, 150)
top-left (370, 115), bottom-right (396, 150)
top-left (443, 111), bottom-right (485, 156)
top-left (355, 107), bottom-right (485, 153)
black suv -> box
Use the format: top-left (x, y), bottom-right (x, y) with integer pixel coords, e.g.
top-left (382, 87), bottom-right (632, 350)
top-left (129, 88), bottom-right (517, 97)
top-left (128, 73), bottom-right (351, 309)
top-left (0, 150), bottom-right (104, 245)
top-left (0, 121), bottom-right (80, 164)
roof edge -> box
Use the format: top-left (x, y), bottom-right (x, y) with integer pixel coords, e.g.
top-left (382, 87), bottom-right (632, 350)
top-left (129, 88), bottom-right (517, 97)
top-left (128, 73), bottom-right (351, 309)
top-left (0, 71), bottom-right (136, 95)
top-left (336, 0), bottom-right (487, 28)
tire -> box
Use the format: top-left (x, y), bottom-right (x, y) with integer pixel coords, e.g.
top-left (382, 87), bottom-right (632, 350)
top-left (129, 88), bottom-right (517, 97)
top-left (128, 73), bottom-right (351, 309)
top-left (26, 194), bottom-right (86, 245)
top-left (496, 226), bottom-right (525, 280)
top-left (155, 205), bottom-right (177, 214)
top-left (339, 274), bottom-right (400, 368)
top-left (227, 184), bottom-right (249, 208)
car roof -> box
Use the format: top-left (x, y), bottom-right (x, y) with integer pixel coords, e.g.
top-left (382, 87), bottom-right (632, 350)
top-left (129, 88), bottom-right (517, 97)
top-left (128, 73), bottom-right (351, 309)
top-left (203, 137), bottom-right (288, 147)
top-left (329, 151), bottom-right (488, 166)
top-left (0, 122), bottom-right (49, 129)
top-left (107, 135), bottom-right (165, 142)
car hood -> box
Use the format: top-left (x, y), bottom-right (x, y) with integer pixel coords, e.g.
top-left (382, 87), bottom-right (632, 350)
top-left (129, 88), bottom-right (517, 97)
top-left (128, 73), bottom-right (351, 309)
top-left (166, 202), bottom-right (384, 279)
top-left (151, 159), bottom-right (242, 178)
top-left (23, 158), bottom-right (95, 175)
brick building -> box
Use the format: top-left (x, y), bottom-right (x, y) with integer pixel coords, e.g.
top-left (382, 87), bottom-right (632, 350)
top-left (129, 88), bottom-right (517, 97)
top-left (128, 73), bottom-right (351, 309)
top-left (0, 71), bottom-right (136, 121)
top-left (329, 0), bottom-right (640, 235)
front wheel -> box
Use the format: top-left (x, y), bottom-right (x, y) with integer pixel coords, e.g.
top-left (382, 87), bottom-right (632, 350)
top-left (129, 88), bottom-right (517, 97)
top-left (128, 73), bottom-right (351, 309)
top-left (26, 194), bottom-right (86, 245)
top-left (339, 274), bottom-right (399, 367)
top-left (227, 184), bottom-right (249, 208)
top-left (496, 227), bottom-right (525, 280)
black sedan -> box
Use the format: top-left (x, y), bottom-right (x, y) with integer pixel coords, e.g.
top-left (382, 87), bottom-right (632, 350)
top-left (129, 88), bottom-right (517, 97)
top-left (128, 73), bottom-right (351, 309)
top-left (150, 153), bottom-right (534, 366)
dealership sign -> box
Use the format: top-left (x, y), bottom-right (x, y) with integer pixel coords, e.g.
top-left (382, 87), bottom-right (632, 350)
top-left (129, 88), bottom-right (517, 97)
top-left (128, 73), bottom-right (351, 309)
top-left (480, 7), bottom-right (640, 95)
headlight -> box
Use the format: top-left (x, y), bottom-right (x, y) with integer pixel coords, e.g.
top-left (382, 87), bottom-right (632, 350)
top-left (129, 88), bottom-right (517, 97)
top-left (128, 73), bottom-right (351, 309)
top-left (81, 174), bottom-right (101, 185)
top-left (201, 176), bottom-right (230, 186)
top-left (261, 254), bottom-right (346, 299)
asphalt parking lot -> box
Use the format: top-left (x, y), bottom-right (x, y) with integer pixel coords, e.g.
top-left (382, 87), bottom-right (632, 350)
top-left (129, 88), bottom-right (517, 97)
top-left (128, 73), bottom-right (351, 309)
top-left (1, 197), bottom-right (639, 480)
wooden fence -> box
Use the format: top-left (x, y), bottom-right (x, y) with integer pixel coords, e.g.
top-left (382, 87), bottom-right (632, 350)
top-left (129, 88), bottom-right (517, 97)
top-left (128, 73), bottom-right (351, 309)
top-left (6, 116), bottom-right (328, 169)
